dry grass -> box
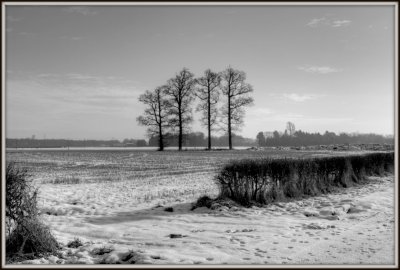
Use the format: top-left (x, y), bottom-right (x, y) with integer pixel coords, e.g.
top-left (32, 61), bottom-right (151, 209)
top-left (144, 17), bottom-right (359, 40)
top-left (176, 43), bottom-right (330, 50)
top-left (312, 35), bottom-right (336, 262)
top-left (6, 163), bottom-right (59, 262)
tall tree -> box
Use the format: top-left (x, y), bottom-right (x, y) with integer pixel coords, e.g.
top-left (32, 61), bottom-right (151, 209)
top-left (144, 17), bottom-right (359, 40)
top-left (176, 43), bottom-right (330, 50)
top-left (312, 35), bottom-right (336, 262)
top-left (221, 67), bottom-right (254, 150)
top-left (256, 131), bottom-right (266, 147)
top-left (136, 86), bottom-right (169, 151)
top-left (195, 69), bottom-right (221, 150)
top-left (165, 68), bottom-right (196, 151)
top-left (286, 121), bottom-right (296, 136)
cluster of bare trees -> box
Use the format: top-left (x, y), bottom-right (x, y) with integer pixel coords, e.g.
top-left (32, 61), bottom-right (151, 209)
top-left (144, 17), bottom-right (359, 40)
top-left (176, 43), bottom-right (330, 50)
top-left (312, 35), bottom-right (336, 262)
top-left (137, 67), bottom-right (254, 151)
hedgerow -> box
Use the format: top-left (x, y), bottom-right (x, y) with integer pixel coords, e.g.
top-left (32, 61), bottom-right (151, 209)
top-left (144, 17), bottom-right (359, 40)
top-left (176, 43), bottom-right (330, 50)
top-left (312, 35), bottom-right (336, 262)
top-left (215, 152), bottom-right (394, 206)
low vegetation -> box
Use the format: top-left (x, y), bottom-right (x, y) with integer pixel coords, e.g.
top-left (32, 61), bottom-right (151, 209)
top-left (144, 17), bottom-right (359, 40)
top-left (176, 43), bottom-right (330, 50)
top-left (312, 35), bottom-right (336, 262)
top-left (215, 152), bottom-right (394, 206)
top-left (49, 176), bottom-right (82, 185)
top-left (164, 207), bottom-right (174, 212)
top-left (91, 246), bottom-right (114, 256)
top-left (67, 238), bottom-right (84, 248)
top-left (5, 163), bottom-right (59, 262)
top-left (191, 195), bottom-right (214, 210)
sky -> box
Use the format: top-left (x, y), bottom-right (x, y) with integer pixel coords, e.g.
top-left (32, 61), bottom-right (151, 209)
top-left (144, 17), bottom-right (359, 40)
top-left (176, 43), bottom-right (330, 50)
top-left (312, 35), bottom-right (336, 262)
top-left (4, 4), bottom-right (396, 140)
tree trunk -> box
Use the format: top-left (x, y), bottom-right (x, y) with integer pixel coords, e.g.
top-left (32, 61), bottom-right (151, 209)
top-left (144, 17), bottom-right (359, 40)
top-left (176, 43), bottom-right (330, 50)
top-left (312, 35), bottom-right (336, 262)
top-left (178, 107), bottom-right (182, 151)
top-left (159, 124), bottom-right (164, 151)
top-left (228, 93), bottom-right (232, 150)
top-left (207, 88), bottom-right (211, 150)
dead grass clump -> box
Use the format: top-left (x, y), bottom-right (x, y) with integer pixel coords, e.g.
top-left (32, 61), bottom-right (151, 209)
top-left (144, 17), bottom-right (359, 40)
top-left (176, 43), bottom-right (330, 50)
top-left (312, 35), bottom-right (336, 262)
top-left (191, 195), bottom-right (214, 210)
top-left (6, 162), bottom-right (59, 262)
top-left (67, 238), bottom-right (83, 248)
top-left (6, 163), bottom-right (37, 233)
top-left (121, 250), bottom-right (147, 264)
top-left (164, 207), bottom-right (174, 212)
top-left (91, 246), bottom-right (114, 256)
top-left (6, 218), bottom-right (59, 261)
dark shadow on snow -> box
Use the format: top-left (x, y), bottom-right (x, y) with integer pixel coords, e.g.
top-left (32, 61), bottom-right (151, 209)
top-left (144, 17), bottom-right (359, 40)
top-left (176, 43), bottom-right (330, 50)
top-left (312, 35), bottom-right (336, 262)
top-left (84, 201), bottom-right (219, 225)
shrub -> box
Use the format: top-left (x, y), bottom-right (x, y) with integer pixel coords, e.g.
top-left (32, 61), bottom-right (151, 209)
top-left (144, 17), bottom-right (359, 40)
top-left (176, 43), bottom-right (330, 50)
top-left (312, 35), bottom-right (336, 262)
top-left (6, 218), bottom-right (59, 258)
top-left (67, 238), bottom-right (84, 248)
top-left (5, 162), bottom-right (59, 262)
top-left (191, 195), bottom-right (214, 210)
top-left (215, 152), bottom-right (394, 206)
top-left (164, 207), bottom-right (174, 212)
top-left (6, 163), bottom-right (37, 232)
top-left (92, 246), bottom-right (114, 255)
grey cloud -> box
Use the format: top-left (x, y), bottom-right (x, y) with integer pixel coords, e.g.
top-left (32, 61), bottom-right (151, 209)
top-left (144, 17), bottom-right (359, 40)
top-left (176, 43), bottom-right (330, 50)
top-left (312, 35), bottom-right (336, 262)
top-left (60, 36), bottom-right (84, 41)
top-left (7, 15), bottom-right (22, 22)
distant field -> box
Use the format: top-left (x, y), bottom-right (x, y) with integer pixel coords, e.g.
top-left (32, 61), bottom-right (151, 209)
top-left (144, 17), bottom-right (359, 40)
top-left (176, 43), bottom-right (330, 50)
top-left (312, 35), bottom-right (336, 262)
top-left (5, 148), bottom-right (378, 204)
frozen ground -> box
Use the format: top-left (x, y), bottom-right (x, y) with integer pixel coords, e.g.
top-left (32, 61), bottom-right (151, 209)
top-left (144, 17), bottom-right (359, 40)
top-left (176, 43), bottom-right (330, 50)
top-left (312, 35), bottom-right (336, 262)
top-left (19, 175), bottom-right (395, 266)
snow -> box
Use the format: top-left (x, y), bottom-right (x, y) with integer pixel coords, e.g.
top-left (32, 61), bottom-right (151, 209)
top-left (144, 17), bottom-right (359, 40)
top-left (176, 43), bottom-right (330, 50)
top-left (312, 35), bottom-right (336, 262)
top-left (16, 175), bottom-right (395, 265)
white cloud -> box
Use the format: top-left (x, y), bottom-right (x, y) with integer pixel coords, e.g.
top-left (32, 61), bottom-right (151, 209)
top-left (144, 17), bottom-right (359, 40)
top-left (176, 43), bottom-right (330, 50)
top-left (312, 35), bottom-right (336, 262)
top-left (65, 73), bottom-right (98, 80)
top-left (247, 108), bottom-right (274, 117)
top-left (332, 20), bottom-right (352, 28)
top-left (307, 18), bottom-right (327, 27)
top-left (298, 65), bottom-right (341, 74)
top-left (9, 72), bottom-right (141, 114)
top-left (65, 7), bottom-right (97, 16)
top-left (283, 93), bottom-right (319, 102)
top-left (18, 32), bottom-right (37, 37)
top-left (245, 112), bottom-right (354, 135)
top-left (307, 17), bottom-right (352, 28)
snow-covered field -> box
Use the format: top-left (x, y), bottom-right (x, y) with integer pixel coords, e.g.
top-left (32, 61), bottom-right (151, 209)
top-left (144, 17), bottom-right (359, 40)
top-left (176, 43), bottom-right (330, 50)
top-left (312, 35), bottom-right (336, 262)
top-left (5, 149), bottom-right (396, 266)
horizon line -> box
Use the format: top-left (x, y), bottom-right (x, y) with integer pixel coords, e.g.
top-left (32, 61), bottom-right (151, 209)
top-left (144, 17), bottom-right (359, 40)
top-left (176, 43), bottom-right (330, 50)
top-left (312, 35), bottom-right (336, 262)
top-left (5, 131), bottom-right (395, 141)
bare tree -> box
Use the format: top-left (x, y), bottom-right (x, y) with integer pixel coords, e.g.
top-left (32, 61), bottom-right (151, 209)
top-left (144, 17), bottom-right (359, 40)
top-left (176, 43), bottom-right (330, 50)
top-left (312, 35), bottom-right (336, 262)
top-left (165, 68), bottom-right (196, 151)
top-left (256, 131), bottom-right (266, 147)
top-left (136, 86), bottom-right (170, 151)
top-left (195, 69), bottom-right (221, 150)
top-left (286, 121), bottom-right (296, 136)
top-left (221, 67), bottom-right (254, 150)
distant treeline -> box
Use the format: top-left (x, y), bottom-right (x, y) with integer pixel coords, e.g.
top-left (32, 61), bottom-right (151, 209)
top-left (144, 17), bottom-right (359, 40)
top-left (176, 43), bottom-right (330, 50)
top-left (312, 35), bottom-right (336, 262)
top-left (7, 130), bottom-right (393, 149)
top-left (6, 132), bottom-right (256, 148)
top-left (6, 138), bottom-right (146, 148)
top-left (148, 132), bottom-right (256, 147)
top-left (256, 130), bottom-right (394, 147)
